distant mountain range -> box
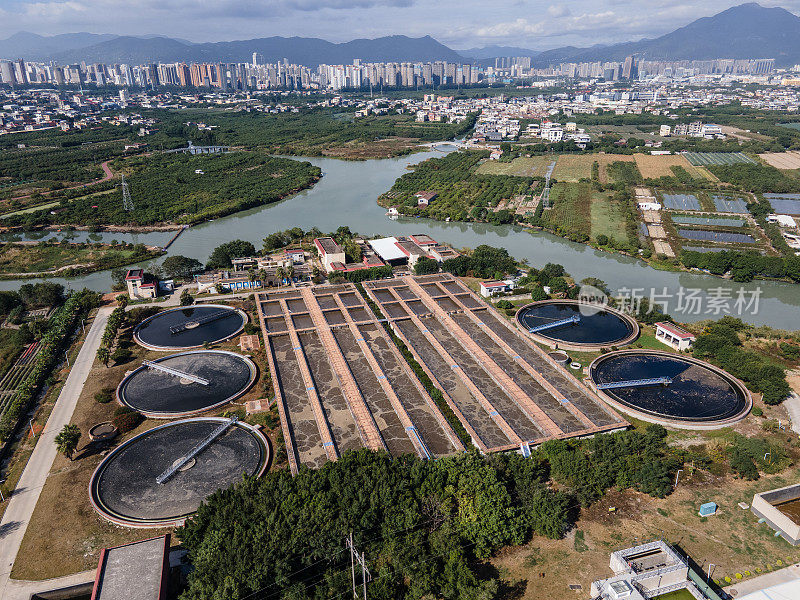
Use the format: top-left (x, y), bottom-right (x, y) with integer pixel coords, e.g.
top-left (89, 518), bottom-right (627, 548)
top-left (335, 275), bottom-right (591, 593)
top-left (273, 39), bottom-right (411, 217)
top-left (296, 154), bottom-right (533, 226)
top-left (3, 3), bottom-right (800, 67)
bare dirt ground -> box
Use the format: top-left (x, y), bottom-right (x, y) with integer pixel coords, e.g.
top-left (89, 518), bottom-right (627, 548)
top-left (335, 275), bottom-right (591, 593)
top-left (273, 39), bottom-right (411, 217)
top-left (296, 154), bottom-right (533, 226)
top-left (492, 471), bottom-right (800, 600)
top-left (759, 151), bottom-right (800, 170)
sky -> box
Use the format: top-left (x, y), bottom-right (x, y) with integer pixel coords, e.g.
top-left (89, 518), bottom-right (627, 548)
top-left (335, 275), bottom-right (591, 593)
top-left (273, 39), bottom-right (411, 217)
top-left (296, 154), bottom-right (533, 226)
top-left (1, 0), bottom-right (799, 49)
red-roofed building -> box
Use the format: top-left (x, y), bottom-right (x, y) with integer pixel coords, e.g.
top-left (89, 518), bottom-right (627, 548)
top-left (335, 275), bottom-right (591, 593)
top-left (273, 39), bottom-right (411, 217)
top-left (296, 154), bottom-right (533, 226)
top-left (655, 322), bottom-right (695, 351)
top-left (414, 191), bottom-right (438, 207)
top-left (125, 269), bottom-right (157, 300)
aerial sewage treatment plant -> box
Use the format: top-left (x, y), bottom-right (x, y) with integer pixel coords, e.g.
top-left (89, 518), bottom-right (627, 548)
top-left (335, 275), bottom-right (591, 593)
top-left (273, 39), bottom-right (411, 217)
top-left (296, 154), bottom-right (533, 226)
top-left (257, 275), bottom-right (628, 474)
top-left (515, 299), bottom-right (639, 351)
top-left (90, 417), bottom-right (269, 527)
top-left (133, 304), bottom-right (247, 350)
top-left (91, 277), bottom-right (753, 527)
top-left (117, 350), bottom-right (257, 418)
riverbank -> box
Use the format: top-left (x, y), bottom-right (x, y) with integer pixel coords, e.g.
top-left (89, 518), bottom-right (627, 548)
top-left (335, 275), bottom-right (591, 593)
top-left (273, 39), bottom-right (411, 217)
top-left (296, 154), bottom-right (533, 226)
top-left (0, 243), bottom-right (162, 280)
top-left (0, 151), bottom-right (797, 328)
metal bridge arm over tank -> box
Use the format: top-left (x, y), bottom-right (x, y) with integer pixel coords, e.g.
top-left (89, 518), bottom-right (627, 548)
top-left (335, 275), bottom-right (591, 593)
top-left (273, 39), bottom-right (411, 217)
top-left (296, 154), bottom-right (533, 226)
top-left (142, 360), bottom-right (210, 385)
top-left (596, 377), bottom-right (672, 390)
top-left (169, 309), bottom-right (231, 334)
top-left (528, 315), bottom-right (580, 334)
top-left (156, 416), bottom-right (238, 484)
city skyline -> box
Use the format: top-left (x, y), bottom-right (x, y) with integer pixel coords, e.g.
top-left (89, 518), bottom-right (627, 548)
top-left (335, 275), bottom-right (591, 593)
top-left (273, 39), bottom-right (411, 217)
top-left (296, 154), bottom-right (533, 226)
top-left (2, 0), bottom-right (800, 51)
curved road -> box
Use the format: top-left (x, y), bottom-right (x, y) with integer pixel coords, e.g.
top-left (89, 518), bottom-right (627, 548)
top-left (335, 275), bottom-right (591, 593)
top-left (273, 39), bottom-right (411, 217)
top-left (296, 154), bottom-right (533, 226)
top-left (0, 306), bottom-right (112, 599)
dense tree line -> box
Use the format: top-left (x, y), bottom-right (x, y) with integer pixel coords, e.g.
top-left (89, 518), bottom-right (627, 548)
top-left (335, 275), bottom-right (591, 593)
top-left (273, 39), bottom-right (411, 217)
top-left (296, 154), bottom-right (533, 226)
top-left (442, 245), bottom-right (518, 279)
top-left (0, 289), bottom-right (99, 441)
top-left (680, 249), bottom-right (800, 283)
top-left (206, 240), bottom-right (257, 269)
top-left (692, 318), bottom-right (790, 405)
top-left (707, 163), bottom-right (800, 194)
top-left (142, 108), bottom-right (477, 157)
top-left (179, 426), bottom-right (678, 600)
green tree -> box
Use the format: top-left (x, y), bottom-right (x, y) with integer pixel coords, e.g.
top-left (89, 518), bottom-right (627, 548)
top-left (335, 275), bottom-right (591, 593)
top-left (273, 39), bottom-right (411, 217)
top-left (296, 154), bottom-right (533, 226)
top-left (180, 288), bottom-right (194, 306)
top-left (162, 255), bottom-right (204, 279)
top-left (55, 424), bottom-right (81, 461)
top-left (206, 240), bottom-right (256, 269)
top-left (414, 257), bottom-right (440, 276)
top-left (96, 346), bottom-right (110, 368)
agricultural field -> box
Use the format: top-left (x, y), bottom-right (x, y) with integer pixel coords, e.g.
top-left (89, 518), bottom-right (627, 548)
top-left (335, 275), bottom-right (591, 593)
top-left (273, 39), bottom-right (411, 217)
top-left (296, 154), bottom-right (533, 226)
top-left (475, 155), bottom-right (553, 177)
top-left (2, 151), bottom-right (321, 228)
top-left (552, 154), bottom-right (634, 183)
top-left (758, 151), bottom-right (800, 170)
top-left (590, 194), bottom-right (628, 240)
top-left (684, 152), bottom-right (757, 166)
top-left (540, 182), bottom-right (592, 238)
top-left (634, 154), bottom-right (715, 180)
top-left (583, 124), bottom-right (662, 140)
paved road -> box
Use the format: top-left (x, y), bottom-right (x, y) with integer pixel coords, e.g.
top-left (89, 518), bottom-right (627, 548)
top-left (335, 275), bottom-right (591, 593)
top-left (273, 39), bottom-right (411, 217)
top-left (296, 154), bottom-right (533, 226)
top-left (0, 306), bottom-right (112, 600)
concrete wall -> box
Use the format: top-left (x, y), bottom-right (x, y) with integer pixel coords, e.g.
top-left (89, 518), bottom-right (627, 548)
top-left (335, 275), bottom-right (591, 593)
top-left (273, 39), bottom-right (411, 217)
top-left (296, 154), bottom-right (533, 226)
top-left (751, 484), bottom-right (800, 545)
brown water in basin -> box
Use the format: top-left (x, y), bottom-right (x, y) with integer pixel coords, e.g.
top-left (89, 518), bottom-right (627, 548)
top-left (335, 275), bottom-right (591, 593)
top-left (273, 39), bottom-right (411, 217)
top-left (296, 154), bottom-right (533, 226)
top-left (777, 498), bottom-right (800, 523)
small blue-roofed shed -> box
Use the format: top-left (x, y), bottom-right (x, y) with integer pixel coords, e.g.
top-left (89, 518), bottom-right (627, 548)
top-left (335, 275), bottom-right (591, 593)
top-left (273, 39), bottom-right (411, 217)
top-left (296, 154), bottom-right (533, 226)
top-left (699, 502), bottom-right (718, 517)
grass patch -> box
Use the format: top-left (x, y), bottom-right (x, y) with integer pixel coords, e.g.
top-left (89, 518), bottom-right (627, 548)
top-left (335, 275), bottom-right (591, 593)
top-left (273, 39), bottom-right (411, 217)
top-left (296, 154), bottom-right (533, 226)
top-left (0, 243), bottom-right (159, 276)
top-left (541, 182), bottom-right (592, 240)
top-left (590, 193), bottom-right (626, 239)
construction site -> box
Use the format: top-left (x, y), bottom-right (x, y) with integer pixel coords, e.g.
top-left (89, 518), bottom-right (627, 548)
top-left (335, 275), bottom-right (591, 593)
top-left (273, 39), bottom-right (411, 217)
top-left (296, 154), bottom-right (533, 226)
top-left (256, 284), bottom-right (464, 474)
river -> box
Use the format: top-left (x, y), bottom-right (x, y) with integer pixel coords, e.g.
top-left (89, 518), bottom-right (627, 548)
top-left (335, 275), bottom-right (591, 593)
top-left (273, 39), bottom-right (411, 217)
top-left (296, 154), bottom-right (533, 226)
top-left (1, 146), bottom-right (798, 328)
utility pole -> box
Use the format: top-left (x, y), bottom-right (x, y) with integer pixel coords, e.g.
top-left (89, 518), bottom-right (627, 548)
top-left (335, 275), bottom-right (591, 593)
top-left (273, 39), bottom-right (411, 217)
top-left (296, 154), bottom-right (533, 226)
top-left (121, 173), bottom-right (134, 212)
top-left (345, 532), bottom-right (372, 600)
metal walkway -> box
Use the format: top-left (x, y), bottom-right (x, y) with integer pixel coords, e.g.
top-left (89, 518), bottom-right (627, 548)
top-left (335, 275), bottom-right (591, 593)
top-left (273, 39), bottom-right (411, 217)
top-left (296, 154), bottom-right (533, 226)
top-left (170, 309), bottom-right (231, 334)
top-left (142, 360), bottom-right (209, 385)
top-left (528, 315), bottom-right (580, 334)
top-left (597, 377), bottom-right (673, 390)
top-left (157, 416), bottom-right (237, 484)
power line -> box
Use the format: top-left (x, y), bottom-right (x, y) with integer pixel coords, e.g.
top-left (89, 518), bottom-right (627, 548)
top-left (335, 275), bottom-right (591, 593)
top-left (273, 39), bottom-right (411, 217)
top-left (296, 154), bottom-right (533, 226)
top-left (121, 173), bottom-right (134, 211)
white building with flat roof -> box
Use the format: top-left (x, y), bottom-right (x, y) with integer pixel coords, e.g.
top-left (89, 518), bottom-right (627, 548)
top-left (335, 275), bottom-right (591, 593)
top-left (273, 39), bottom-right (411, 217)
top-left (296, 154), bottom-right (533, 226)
top-left (655, 322), bottom-right (695, 351)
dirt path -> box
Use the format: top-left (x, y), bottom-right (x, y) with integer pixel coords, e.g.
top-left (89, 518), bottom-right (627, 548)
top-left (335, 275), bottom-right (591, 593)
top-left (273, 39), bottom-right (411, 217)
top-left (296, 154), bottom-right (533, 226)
top-left (8, 160), bottom-right (115, 202)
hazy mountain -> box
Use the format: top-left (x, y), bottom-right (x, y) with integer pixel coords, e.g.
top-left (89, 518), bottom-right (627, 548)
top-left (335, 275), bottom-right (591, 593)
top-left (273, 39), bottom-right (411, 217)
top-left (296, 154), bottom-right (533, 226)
top-left (0, 32), bottom-right (117, 61)
top-left (458, 45), bottom-right (540, 60)
top-left (52, 36), bottom-right (192, 64)
top-left (531, 3), bottom-right (800, 66)
top-left (44, 34), bottom-right (462, 66)
top-left (4, 3), bottom-right (800, 67)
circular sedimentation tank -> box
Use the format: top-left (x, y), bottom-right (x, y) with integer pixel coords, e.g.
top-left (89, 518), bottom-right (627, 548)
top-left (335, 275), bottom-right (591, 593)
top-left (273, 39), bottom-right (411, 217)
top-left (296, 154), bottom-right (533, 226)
top-left (515, 300), bottom-right (639, 351)
top-left (90, 417), bottom-right (269, 527)
top-left (134, 304), bottom-right (247, 350)
top-left (117, 350), bottom-right (257, 418)
top-left (589, 350), bottom-right (751, 429)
